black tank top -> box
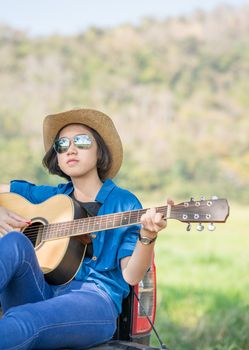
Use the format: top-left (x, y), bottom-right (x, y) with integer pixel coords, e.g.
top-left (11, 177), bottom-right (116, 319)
top-left (69, 192), bottom-right (102, 258)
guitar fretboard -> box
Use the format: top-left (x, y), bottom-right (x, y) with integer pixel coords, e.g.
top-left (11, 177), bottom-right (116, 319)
top-left (42, 206), bottom-right (169, 241)
top-left (36, 198), bottom-right (228, 241)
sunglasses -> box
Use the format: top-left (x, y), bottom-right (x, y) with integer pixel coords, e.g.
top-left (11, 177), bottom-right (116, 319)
top-left (53, 134), bottom-right (93, 154)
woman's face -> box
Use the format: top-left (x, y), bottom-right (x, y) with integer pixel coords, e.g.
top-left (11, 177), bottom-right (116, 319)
top-left (56, 123), bottom-right (99, 180)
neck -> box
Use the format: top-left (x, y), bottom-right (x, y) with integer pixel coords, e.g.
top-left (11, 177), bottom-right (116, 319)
top-left (71, 172), bottom-right (103, 202)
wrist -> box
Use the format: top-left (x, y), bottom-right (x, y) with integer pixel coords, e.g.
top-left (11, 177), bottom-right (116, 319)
top-left (140, 228), bottom-right (158, 240)
top-left (139, 232), bottom-right (157, 245)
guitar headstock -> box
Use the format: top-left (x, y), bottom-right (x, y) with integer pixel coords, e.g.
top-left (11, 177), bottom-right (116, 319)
top-left (170, 197), bottom-right (229, 231)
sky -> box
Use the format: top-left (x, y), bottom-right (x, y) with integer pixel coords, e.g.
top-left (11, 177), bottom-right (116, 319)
top-left (0, 0), bottom-right (249, 36)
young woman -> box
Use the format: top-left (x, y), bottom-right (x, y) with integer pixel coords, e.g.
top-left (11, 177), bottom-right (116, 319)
top-left (0, 108), bottom-right (169, 349)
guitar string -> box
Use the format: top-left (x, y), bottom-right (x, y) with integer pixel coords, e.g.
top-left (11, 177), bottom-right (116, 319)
top-left (22, 200), bottom-right (219, 234)
top-left (22, 200), bottom-right (217, 235)
top-left (22, 208), bottom-right (219, 240)
top-left (23, 207), bottom-right (166, 237)
top-left (19, 200), bottom-right (222, 238)
top-left (20, 202), bottom-right (221, 239)
top-left (24, 217), bottom-right (218, 241)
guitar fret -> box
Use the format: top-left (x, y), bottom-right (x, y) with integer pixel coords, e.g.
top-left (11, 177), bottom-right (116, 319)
top-left (43, 225), bottom-right (49, 240)
top-left (98, 216), bottom-right (102, 229)
top-left (77, 222), bottom-right (83, 235)
top-left (104, 214), bottom-right (108, 229)
top-left (93, 216), bottom-right (100, 230)
top-left (86, 216), bottom-right (90, 233)
top-left (74, 222), bottom-right (79, 233)
top-left (121, 212), bottom-right (129, 225)
top-left (75, 221), bottom-right (80, 234)
top-left (81, 217), bottom-right (89, 233)
top-left (88, 217), bottom-right (95, 232)
top-left (70, 221), bottom-right (74, 237)
top-left (134, 209), bottom-right (142, 223)
top-left (114, 214), bottom-right (121, 227)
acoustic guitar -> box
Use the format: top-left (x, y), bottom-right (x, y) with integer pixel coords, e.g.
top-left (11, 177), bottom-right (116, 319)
top-left (0, 193), bottom-right (229, 285)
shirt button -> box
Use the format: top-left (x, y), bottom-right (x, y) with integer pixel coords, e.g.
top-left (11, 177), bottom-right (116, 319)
top-left (92, 256), bottom-right (97, 261)
top-left (91, 234), bottom-right (97, 239)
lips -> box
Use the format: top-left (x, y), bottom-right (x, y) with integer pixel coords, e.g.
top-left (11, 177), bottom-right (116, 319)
top-left (67, 159), bottom-right (79, 165)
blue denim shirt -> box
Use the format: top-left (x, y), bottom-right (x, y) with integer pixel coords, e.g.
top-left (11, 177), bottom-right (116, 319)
top-left (10, 179), bottom-right (142, 313)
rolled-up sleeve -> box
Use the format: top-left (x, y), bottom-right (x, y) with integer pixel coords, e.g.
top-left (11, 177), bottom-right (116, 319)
top-left (117, 224), bottom-right (140, 263)
top-left (10, 180), bottom-right (72, 203)
top-left (116, 196), bottom-right (142, 264)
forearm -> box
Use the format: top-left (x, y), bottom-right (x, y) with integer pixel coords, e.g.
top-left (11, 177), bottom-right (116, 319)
top-left (121, 206), bottom-right (170, 285)
top-left (122, 228), bottom-right (157, 286)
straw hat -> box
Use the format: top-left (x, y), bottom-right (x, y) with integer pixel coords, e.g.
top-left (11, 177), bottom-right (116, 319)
top-left (43, 108), bottom-right (123, 178)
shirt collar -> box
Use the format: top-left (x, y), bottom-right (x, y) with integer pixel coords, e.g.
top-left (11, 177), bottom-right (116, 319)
top-left (65, 178), bottom-right (116, 204)
top-left (95, 178), bottom-right (116, 204)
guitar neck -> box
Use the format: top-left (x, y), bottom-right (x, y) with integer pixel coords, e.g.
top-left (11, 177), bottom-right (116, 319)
top-left (42, 205), bottom-right (169, 241)
top-left (41, 197), bottom-right (229, 241)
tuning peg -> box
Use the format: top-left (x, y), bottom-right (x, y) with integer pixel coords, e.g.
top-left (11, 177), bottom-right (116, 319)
top-left (186, 223), bottom-right (191, 231)
top-left (208, 223), bottom-right (216, 231)
top-left (196, 223), bottom-right (204, 231)
top-left (211, 196), bottom-right (218, 200)
top-left (200, 196), bottom-right (205, 201)
top-left (190, 197), bottom-right (194, 202)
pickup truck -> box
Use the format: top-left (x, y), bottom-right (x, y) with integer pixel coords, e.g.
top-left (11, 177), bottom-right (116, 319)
top-left (89, 256), bottom-right (168, 350)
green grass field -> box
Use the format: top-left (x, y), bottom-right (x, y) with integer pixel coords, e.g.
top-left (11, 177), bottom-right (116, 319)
top-left (151, 202), bottom-right (249, 350)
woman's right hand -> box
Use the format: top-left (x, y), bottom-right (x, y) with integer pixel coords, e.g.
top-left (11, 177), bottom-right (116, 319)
top-left (0, 206), bottom-right (28, 235)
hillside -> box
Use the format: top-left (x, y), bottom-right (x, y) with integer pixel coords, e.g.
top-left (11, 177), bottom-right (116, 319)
top-left (0, 4), bottom-right (248, 203)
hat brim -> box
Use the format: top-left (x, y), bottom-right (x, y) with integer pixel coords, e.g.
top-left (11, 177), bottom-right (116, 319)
top-left (43, 108), bottom-right (123, 179)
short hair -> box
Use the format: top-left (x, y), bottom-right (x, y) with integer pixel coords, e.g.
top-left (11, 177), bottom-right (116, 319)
top-left (42, 126), bottom-right (112, 181)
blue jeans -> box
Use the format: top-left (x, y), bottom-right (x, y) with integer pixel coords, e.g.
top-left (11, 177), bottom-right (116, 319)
top-left (0, 232), bottom-right (118, 349)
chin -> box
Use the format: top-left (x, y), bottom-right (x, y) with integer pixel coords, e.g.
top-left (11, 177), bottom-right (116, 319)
top-left (67, 171), bottom-right (84, 178)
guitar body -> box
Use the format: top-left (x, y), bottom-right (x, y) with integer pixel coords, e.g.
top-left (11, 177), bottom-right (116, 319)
top-left (0, 193), bottom-right (86, 285)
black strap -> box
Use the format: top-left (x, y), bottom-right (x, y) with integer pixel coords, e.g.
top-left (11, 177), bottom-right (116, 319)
top-left (69, 192), bottom-right (102, 257)
top-left (70, 192), bottom-right (101, 216)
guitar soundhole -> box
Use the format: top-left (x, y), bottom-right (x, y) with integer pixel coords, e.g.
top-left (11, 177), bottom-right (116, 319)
top-left (23, 221), bottom-right (44, 247)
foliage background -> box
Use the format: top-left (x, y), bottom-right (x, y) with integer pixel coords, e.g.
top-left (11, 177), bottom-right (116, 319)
top-left (0, 4), bottom-right (248, 349)
top-left (1, 4), bottom-right (249, 203)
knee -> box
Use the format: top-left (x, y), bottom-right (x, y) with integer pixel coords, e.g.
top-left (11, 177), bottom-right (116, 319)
top-left (1, 231), bottom-right (33, 250)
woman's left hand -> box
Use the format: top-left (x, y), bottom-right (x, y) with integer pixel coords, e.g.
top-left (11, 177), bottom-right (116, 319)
top-left (140, 199), bottom-right (174, 238)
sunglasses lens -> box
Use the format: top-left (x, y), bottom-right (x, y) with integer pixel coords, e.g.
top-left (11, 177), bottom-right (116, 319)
top-left (54, 135), bottom-right (93, 153)
top-left (74, 135), bottom-right (92, 149)
top-left (54, 137), bottom-right (70, 153)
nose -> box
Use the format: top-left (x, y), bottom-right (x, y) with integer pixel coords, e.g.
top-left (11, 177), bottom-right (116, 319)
top-left (66, 141), bottom-right (77, 154)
